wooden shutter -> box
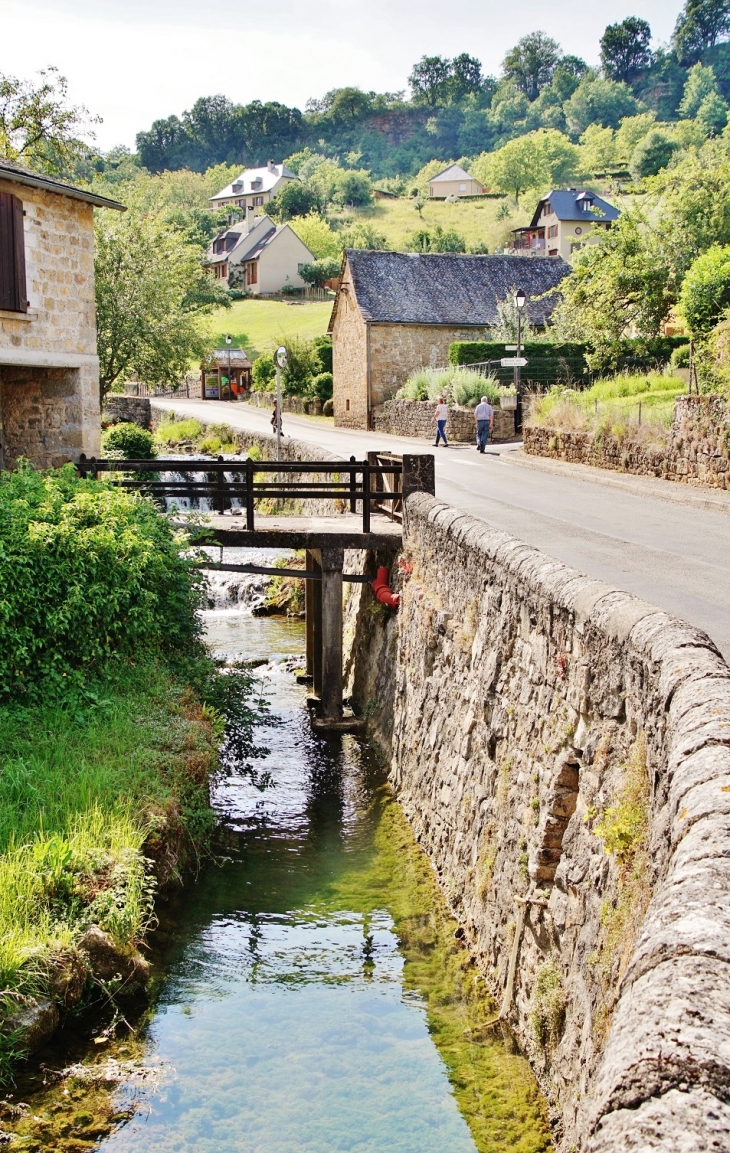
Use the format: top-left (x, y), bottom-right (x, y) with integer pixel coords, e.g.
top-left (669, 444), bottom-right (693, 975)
top-left (0, 192), bottom-right (28, 313)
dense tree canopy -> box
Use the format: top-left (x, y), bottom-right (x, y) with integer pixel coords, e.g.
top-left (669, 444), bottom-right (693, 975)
top-left (672, 0), bottom-right (730, 64)
top-left (0, 67), bottom-right (98, 177)
top-left (679, 245), bottom-right (730, 333)
top-left (600, 18), bottom-right (653, 84)
top-left (502, 33), bottom-right (563, 101)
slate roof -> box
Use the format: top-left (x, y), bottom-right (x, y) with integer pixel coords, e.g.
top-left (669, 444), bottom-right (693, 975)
top-left (430, 163), bottom-right (475, 184)
top-left (210, 164), bottom-right (299, 203)
top-left (528, 189), bottom-right (620, 227)
top-left (329, 251), bottom-right (570, 331)
top-left (0, 157), bottom-right (126, 210)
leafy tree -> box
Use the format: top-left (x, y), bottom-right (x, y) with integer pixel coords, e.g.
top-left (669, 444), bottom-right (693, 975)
top-left (333, 168), bottom-right (372, 206)
top-left (537, 128), bottom-right (582, 185)
top-left (474, 134), bottom-right (546, 201)
top-left (551, 57), bottom-right (590, 101)
top-left (308, 372), bottom-right (333, 402)
top-left (298, 257), bottom-right (341, 287)
top-left (405, 225), bottom-right (466, 252)
top-left (449, 55), bottom-right (485, 103)
top-left (409, 56), bottom-right (453, 106)
top-left (314, 88), bottom-right (374, 125)
top-left (502, 33), bottom-right (562, 101)
top-left (0, 67), bottom-right (98, 176)
top-left (252, 352), bottom-right (275, 391)
top-left (678, 63), bottom-right (720, 117)
top-left (95, 203), bottom-right (225, 399)
top-left (565, 75), bottom-right (640, 137)
top-left (600, 18), bottom-right (653, 84)
top-left (697, 91), bottom-right (729, 135)
top-left (672, 0), bottom-right (730, 65)
top-left (614, 112), bottom-right (657, 161)
top-left (487, 84), bottom-right (531, 136)
top-left (269, 181), bottom-right (320, 220)
top-left (580, 124), bottom-right (619, 173)
top-left (289, 212), bottom-right (341, 259)
top-left (679, 244), bottom-right (730, 332)
top-left (630, 129), bottom-right (681, 179)
top-left (339, 221), bottom-right (389, 249)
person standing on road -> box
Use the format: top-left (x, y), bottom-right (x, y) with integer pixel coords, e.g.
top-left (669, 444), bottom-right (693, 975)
top-left (271, 400), bottom-right (283, 437)
top-left (433, 396), bottom-right (449, 447)
top-left (474, 396), bottom-right (494, 453)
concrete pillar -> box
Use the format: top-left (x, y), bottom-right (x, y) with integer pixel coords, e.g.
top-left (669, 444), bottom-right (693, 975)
top-left (311, 549), bottom-right (323, 698)
top-left (320, 547), bottom-right (344, 722)
top-left (305, 549), bottom-right (315, 678)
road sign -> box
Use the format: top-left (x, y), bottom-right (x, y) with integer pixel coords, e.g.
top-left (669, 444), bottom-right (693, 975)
top-left (504, 345), bottom-right (518, 351)
top-left (501, 357), bottom-right (527, 367)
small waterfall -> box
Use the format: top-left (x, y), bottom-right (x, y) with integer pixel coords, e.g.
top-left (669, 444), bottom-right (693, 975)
top-left (158, 452), bottom-right (250, 514)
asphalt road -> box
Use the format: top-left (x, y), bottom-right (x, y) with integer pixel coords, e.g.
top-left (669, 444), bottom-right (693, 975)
top-left (151, 398), bottom-right (730, 660)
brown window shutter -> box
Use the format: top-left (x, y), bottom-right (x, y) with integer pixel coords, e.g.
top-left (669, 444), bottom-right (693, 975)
top-left (0, 192), bottom-right (27, 312)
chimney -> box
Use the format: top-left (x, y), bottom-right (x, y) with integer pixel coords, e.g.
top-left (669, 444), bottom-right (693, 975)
top-left (245, 204), bottom-right (256, 234)
top-left (267, 159), bottom-right (276, 174)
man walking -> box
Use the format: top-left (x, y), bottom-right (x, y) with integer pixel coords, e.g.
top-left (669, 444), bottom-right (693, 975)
top-left (474, 396), bottom-right (494, 453)
top-left (433, 396), bottom-right (449, 447)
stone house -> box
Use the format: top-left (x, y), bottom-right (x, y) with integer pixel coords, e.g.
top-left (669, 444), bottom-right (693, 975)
top-left (208, 161), bottom-right (299, 213)
top-left (328, 250), bottom-right (570, 429)
top-left (510, 188), bottom-right (619, 259)
top-left (0, 157), bottom-right (125, 469)
top-left (428, 163), bottom-right (486, 198)
top-left (205, 211), bottom-right (314, 294)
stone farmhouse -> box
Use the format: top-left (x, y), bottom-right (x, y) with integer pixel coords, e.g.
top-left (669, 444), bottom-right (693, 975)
top-left (328, 250), bottom-right (570, 429)
top-left (205, 210), bottom-right (314, 294)
top-left (510, 188), bottom-right (619, 259)
top-left (209, 161), bottom-right (299, 212)
top-left (0, 157), bottom-right (124, 469)
top-left (428, 163), bottom-right (486, 198)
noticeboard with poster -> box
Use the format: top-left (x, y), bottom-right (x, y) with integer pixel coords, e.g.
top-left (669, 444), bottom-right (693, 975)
top-left (204, 372), bottom-right (220, 399)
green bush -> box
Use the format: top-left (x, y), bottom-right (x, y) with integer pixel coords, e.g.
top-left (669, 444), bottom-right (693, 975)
top-left (313, 335), bottom-right (333, 374)
top-left (309, 371), bottom-right (333, 401)
top-left (679, 245), bottom-right (730, 336)
top-left (0, 464), bottom-right (204, 698)
top-left (397, 367), bottom-right (501, 405)
top-left (449, 341), bottom-right (590, 365)
top-left (252, 352), bottom-right (276, 392)
top-left (101, 422), bottom-right (156, 459)
top-left (670, 343), bottom-right (691, 368)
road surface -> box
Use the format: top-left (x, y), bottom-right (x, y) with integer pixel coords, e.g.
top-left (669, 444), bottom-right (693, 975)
top-left (151, 398), bottom-right (730, 660)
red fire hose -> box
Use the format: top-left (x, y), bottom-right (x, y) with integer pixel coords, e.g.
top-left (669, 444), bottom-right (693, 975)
top-left (371, 567), bottom-right (400, 609)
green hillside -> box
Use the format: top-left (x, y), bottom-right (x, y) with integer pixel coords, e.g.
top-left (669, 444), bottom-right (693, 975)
top-left (207, 298), bottom-right (333, 360)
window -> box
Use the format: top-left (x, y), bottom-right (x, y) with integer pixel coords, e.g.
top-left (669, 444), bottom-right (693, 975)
top-left (0, 192), bottom-right (27, 313)
top-left (549, 249), bottom-right (558, 257)
top-left (246, 261), bottom-right (258, 286)
top-left (298, 263), bottom-right (305, 273)
top-left (254, 196), bottom-right (264, 206)
top-left (547, 225), bottom-right (558, 239)
top-left (543, 202), bottom-right (551, 216)
top-left (459, 183), bottom-right (466, 192)
top-left (345, 399), bottom-right (350, 411)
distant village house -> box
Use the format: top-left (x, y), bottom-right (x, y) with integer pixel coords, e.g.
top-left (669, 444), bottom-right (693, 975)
top-left (205, 210), bottom-right (315, 295)
top-left (328, 250), bottom-right (570, 430)
top-left (510, 189), bottom-right (619, 259)
top-left (209, 162), bottom-right (299, 212)
top-left (201, 348), bottom-right (252, 401)
top-left (428, 163), bottom-right (486, 199)
top-left (0, 157), bottom-right (124, 469)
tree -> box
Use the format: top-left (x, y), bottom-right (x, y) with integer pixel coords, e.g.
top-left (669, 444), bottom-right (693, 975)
top-left (679, 244), bottom-right (730, 333)
top-left (289, 213), bottom-right (341, 259)
top-left (298, 257), bottom-right (341, 288)
top-left (269, 182), bottom-right (320, 220)
top-left (537, 128), bottom-right (582, 185)
top-left (474, 134), bottom-right (546, 202)
top-left (630, 129), bottom-right (680, 179)
top-left (678, 63), bottom-right (720, 117)
top-left (600, 18), bottom-right (653, 84)
top-left (697, 91), bottom-right (729, 135)
top-left (551, 57), bottom-right (590, 101)
top-left (580, 124), bottom-right (619, 173)
top-left (405, 225), bottom-right (466, 252)
top-left (502, 33), bottom-right (562, 101)
top-left (672, 0), bottom-right (730, 64)
top-left (448, 54), bottom-right (485, 102)
top-left (0, 67), bottom-right (98, 176)
top-left (565, 76), bottom-right (640, 137)
top-left (409, 56), bottom-right (453, 106)
top-left (615, 113), bottom-right (657, 161)
top-left (333, 168), bottom-right (372, 206)
top-left (95, 204), bottom-right (225, 399)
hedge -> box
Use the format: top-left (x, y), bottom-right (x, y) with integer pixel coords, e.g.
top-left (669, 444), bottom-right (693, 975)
top-left (449, 341), bottom-right (590, 365)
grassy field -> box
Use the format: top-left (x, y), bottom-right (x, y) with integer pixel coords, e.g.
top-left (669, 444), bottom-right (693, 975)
top-left (331, 195), bottom-right (525, 252)
top-left (208, 298), bottom-right (334, 360)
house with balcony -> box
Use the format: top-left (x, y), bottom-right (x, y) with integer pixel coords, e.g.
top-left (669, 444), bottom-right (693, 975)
top-left (209, 161), bottom-right (299, 212)
top-left (428, 163), bottom-right (486, 199)
top-left (205, 210), bottom-right (314, 294)
top-left (510, 189), bottom-right (620, 259)
top-left (0, 157), bottom-right (125, 469)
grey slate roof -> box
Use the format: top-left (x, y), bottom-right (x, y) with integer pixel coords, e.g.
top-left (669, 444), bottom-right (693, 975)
top-left (0, 157), bottom-right (126, 210)
top-left (334, 250), bottom-right (570, 329)
top-left (529, 189), bottom-right (620, 227)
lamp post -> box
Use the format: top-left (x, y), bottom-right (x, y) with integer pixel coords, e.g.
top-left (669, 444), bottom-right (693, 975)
top-left (225, 333), bottom-right (232, 401)
top-left (275, 345), bottom-right (287, 461)
top-left (514, 288), bottom-right (526, 434)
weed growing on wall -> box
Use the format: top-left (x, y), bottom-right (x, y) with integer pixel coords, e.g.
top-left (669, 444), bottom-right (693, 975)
top-left (530, 959), bottom-right (566, 1055)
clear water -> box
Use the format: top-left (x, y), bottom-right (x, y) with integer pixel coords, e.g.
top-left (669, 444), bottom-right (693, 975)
top-left (10, 608), bottom-right (551, 1153)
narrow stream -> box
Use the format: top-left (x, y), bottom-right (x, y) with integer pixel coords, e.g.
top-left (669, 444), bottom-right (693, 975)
top-left (7, 582), bottom-right (551, 1152)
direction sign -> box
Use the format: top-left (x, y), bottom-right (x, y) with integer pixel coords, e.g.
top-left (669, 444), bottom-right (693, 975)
top-left (504, 345), bottom-right (518, 351)
top-left (501, 357), bottom-right (527, 367)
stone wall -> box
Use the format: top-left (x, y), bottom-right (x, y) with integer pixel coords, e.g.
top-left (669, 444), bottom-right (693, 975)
top-left (374, 399), bottom-right (515, 443)
top-left (368, 322), bottom-right (491, 411)
top-left (331, 268), bottom-right (368, 429)
top-left (103, 395), bottom-right (151, 428)
top-left (245, 392), bottom-right (323, 416)
top-left (524, 395), bottom-right (730, 490)
top-left (0, 176), bottom-right (101, 466)
top-left (386, 492), bottom-right (730, 1150)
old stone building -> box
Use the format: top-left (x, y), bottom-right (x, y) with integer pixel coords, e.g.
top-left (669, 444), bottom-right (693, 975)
top-left (328, 250), bottom-right (570, 429)
top-left (0, 157), bottom-right (124, 469)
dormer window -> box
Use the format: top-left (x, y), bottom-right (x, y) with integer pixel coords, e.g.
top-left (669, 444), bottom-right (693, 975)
top-left (251, 177), bottom-right (263, 191)
top-left (232, 181), bottom-right (243, 193)
top-left (543, 202), bottom-right (551, 216)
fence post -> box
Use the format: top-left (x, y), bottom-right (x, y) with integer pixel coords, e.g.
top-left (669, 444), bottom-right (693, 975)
top-left (349, 455), bottom-right (357, 514)
top-left (362, 461), bottom-right (371, 534)
top-left (320, 547), bottom-right (344, 723)
top-left (246, 458), bottom-right (255, 530)
top-left (402, 455), bottom-right (435, 514)
top-left (216, 456), bottom-right (225, 514)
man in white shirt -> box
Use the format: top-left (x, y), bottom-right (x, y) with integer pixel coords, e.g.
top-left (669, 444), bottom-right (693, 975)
top-left (433, 396), bottom-right (449, 446)
top-left (474, 396), bottom-right (494, 453)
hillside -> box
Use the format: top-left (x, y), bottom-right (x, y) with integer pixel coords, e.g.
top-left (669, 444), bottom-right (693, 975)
top-left (207, 298), bottom-right (333, 360)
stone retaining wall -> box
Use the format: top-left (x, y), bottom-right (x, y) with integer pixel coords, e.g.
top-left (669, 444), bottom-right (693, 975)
top-left (245, 392), bottom-right (324, 416)
top-left (103, 395), bottom-right (151, 428)
top-left (524, 395), bottom-right (730, 489)
top-left (389, 492), bottom-right (730, 1150)
top-left (374, 399), bottom-right (515, 443)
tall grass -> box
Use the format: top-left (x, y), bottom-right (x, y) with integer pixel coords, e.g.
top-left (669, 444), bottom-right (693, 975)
top-left (397, 367), bottom-right (504, 406)
top-left (528, 373), bottom-right (686, 435)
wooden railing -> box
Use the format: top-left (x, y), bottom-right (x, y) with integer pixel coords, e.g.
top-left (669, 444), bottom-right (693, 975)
top-left (77, 454), bottom-right (403, 534)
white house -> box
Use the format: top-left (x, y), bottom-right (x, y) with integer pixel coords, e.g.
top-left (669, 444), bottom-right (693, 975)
top-left (428, 163), bottom-right (486, 198)
top-left (205, 210), bottom-right (315, 295)
top-left (209, 161), bottom-right (299, 212)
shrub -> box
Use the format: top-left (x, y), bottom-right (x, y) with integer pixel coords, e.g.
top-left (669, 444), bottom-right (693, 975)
top-left (309, 372), bottom-right (333, 401)
top-left (679, 245), bottom-right (730, 336)
top-left (397, 367), bottom-right (501, 405)
top-left (313, 335), bottom-right (333, 374)
top-left (630, 129), bottom-right (680, 180)
top-left (670, 343), bottom-right (691, 369)
top-left (323, 398), bottom-right (334, 416)
top-left (154, 417), bottom-right (203, 446)
top-left (252, 352), bottom-right (276, 392)
top-left (101, 422), bottom-right (156, 459)
top-left (299, 257), bottom-right (340, 288)
top-left (0, 464), bottom-right (204, 697)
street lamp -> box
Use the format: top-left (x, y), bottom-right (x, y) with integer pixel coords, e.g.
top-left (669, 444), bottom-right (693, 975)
top-left (514, 288), bottom-right (527, 434)
top-left (225, 334), bottom-right (232, 401)
top-left (275, 345), bottom-right (287, 461)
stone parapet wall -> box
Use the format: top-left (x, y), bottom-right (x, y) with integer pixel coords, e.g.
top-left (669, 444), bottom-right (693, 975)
top-left (245, 392), bottom-right (323, 416)
top-left (524, 395), bottom-right (730, 489)
top-left (391, 493), bottom-right (730, 1150)
top-left (374, 399), bottom-right (515, 443)
top-left (103, 395), bottom-right (152, 428)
